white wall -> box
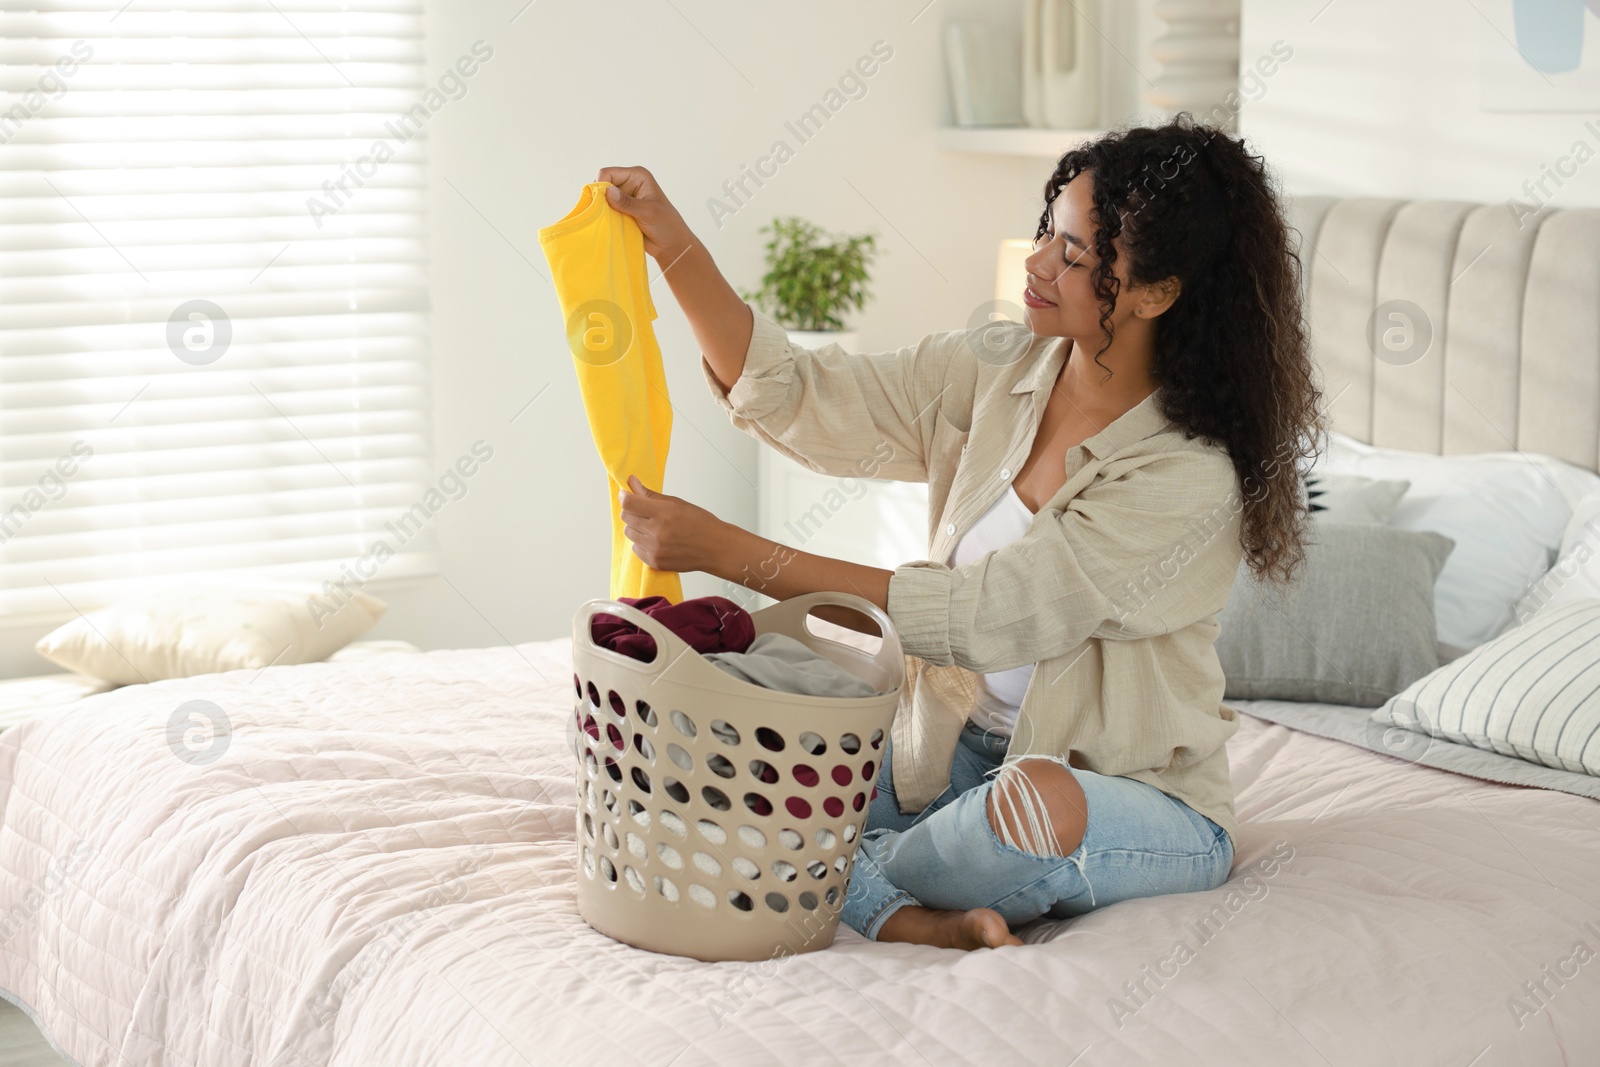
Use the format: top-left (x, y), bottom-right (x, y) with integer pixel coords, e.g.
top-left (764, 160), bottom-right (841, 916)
top-left (1240, 0), bottom-right (1600, 208)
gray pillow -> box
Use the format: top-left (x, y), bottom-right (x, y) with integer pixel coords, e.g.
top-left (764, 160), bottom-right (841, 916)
top-left (1217, 522), bottom-right (1456, 706)
top-left (1302, 470), bottom-right (1455, 668)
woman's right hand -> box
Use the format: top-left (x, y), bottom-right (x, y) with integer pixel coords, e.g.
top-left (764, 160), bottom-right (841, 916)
top-left (596, 166), bottom-right (697, 263)
top-left (598, 165), bottom-right (752, 385)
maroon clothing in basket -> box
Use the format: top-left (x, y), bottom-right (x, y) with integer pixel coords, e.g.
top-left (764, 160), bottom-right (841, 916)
top-left (590, 595), bottom-right (756, 662)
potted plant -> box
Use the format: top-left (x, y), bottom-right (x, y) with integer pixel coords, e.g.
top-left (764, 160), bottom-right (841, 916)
top-left (740, 216), bottom-right (879, 352)
top-left (735, 218), bottom-right (912, 592)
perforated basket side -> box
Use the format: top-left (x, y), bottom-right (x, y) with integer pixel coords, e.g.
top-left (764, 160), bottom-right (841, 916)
top-left (569, 593), bottom-right (903, 961)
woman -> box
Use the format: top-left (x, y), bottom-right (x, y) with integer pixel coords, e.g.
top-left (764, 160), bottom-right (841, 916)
top-left (605, 114), bottom-right (1325, 950)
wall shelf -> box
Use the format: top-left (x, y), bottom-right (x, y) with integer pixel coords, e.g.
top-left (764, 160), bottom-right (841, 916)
top-left (935, 126), bottom-right (1104, 158)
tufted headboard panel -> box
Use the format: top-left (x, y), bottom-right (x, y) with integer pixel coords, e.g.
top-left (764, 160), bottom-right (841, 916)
top-left (1284, 196), bottom-right (1600, 474)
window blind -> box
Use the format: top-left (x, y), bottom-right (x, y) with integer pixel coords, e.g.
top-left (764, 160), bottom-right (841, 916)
top-left (0, 0), bottom-right (437, 619)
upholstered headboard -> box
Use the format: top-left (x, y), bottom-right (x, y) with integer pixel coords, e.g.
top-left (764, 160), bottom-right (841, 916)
top-left (1285, 196), bottom-right (1600, 475)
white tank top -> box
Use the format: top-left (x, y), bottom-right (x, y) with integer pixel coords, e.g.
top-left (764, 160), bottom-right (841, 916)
top-left (947, 483), bottom-right (1037, 736)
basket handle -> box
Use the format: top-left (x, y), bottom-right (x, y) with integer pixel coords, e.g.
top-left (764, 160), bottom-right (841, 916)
top-left (572, 598), bottom-right (698, 677)
top-left (754, 591), bottom-right (903, 677)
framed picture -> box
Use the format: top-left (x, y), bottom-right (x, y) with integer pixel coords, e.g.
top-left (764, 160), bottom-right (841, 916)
top-left (1482, 0), bottom-right (1600, 111)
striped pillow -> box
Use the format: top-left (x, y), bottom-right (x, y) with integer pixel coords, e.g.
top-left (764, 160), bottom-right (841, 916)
top-left (1370, 599), bottom-right (1600, 775)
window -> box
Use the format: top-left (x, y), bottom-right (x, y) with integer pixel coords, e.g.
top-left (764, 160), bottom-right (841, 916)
top-left (0, 0), bottom-right (437, 619)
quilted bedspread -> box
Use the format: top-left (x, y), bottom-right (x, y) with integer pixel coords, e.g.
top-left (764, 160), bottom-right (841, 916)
top-left (1, 640), bottom-right (1598, 1067)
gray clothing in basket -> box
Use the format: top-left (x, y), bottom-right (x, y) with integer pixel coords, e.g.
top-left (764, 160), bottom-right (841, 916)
top-left (704, 632), bottom-right (879, 698)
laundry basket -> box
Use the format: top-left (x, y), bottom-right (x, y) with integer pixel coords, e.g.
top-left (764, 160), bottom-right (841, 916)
top-left (569, 591), bottom-right (904, 962)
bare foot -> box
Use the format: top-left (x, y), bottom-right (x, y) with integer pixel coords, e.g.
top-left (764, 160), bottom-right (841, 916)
top-left (876, 904), bottom-right (1024, 949)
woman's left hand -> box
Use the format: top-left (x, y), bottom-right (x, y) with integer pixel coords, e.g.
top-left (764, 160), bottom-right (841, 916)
top-left (618, 474), bottom-right (727, 574)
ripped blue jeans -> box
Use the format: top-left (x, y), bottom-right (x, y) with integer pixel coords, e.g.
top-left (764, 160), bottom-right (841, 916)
top-left (840, 720), bottom-right (1235, 940)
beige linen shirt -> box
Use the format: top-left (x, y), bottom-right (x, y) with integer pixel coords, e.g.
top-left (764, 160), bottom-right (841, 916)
top-left (701, 307), bottom-right (1245, 844)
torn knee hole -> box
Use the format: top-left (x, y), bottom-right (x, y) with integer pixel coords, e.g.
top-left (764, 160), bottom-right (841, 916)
top-left (985, 759), bottom-right (1083, 859)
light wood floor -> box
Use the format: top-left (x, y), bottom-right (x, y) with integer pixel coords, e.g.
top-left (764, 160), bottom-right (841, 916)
top-left (0, 1001), bottom-right (70, 1066)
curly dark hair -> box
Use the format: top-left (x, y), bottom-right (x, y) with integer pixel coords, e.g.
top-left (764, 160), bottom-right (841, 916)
top-left (1035, 112), bottom-right (1326, 587)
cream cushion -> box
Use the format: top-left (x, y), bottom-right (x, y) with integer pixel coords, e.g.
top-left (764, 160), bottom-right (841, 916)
top-left (35, 582), bottom-right (387, 686)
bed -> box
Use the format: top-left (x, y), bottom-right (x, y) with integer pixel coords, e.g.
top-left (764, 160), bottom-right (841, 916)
top-left (1, 193), bottom-right (1598, 1066)
top-left (0, 644), bottom-right (1596, 1067)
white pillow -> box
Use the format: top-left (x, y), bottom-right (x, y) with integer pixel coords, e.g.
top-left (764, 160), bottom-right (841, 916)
top-left (1312, 432), bottom-right (1600, 649)
top-left (1370, 598), bottom-right (1600, 775)
top-left (1513, 490), bottom-right (1600, 623)
top-left (35, 581), bottom-right (387, 686)
top-left (1303, 471), bottom-right (1411, 524)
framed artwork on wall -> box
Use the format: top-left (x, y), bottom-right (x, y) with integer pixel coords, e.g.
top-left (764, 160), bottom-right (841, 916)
top-left (1482, 0), bottom-right (1600, 110)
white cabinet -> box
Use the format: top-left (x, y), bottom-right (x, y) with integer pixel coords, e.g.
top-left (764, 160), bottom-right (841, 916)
top-left (740, 447), bottom-right (929, 610)
top-left (719, 330), bottom-right (929, 610)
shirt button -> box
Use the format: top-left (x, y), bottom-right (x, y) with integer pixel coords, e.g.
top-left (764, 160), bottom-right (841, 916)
top-left (999, 468), bottom-right (1011, 479)
top-left (946, 522), bottom-right (956, 536)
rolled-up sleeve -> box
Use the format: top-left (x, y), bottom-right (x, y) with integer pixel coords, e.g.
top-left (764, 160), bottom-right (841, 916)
top-left (886, 447), bottom-right (1242, 671)
top-left (700, 306), bottom-right (960, 483)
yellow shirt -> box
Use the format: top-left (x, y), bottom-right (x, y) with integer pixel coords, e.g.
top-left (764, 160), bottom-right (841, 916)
top-left (538, 182), bottom-right (682, 602)
top-left (701, 306), bottom-right (1245, 844)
